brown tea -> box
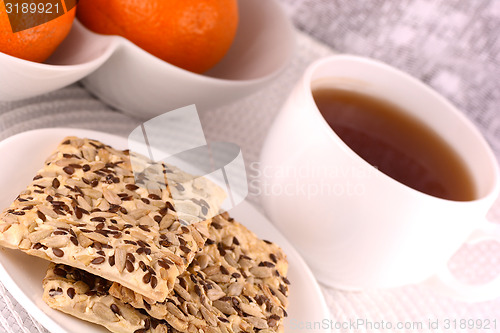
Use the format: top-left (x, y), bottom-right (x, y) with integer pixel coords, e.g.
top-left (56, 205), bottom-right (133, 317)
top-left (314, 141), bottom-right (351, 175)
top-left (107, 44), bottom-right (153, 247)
top-left (312, 87), bottom-right (476, 201)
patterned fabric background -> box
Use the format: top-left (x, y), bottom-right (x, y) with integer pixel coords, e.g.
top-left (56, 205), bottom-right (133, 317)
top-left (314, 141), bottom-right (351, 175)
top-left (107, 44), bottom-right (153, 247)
top-left (280, 0), bottom-right (500, 154)
top-left (0, 1), bottom-right (499, 332)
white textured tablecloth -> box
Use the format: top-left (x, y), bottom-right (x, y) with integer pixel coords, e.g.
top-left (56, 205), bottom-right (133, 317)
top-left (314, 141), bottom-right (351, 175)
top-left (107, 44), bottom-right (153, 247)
top-left (1, 0), bottom-right (500, 331)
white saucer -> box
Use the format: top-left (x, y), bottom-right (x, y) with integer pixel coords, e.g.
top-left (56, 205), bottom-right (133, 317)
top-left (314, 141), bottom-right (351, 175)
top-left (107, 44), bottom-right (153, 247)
top-left (0, 128), bottom-right (330, 333)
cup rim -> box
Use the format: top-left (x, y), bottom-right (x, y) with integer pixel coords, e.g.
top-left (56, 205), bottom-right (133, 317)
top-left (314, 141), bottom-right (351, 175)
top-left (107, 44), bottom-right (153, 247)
top-left (301, 54), bottom-right (500, 204)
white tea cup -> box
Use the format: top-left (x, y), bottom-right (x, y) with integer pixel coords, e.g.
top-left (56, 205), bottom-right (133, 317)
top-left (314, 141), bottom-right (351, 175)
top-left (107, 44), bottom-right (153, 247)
top-left (260, 55), bottom-right (500, 301)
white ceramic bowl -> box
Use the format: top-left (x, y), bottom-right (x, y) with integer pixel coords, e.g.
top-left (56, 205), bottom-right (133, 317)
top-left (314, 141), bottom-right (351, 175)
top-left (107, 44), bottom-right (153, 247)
top-left (0, 0), bottom-right (295, 118)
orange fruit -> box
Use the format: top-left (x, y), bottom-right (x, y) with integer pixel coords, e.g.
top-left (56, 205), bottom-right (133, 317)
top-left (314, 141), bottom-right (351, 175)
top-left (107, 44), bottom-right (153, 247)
top-left (0, 1), bottom-right (76, 63)
top-left (76, 0), bottom-right (239, 74)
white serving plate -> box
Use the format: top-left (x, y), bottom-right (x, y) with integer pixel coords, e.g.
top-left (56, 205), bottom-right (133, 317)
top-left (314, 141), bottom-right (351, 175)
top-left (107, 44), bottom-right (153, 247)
top-left (0, 128), bottom-right (330, 333)
top-left (0, 0), bottom-right (295, 119)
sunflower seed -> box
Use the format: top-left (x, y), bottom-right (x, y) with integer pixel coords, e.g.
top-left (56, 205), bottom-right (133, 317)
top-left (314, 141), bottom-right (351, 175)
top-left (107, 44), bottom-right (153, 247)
top-left (103, 188), bottom-right (122, 205)
top-left (92, 302), bottom-right (119, 322)
top-left (213, 300), bottom-right (237, 315)
top-left (28, 229), bottom-right (53, 243)
top-left (42, 235), bottom-right (69, 248)
top-left (77, 233), bottom-right (93, 248)
top-left (115, 247), bottom-right (127, 273)
top-left (245, 316), bottom-right (269, 329)
top-left (249, 267), bottom-right (273, 278)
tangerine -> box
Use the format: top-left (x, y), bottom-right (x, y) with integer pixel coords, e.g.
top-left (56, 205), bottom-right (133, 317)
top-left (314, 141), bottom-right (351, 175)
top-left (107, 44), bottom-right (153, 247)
top-left (0, 1), bottom-right (76, 63)
top-left (76, 0), bottom-right (239, 74)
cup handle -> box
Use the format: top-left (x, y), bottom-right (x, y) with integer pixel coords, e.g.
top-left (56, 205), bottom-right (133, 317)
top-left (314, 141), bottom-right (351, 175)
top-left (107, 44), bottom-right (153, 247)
top-left (423, 220), bottom-right (500, 302)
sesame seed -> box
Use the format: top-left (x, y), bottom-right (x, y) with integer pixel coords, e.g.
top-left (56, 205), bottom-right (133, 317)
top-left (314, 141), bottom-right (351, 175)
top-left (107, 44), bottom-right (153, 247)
top-left (126, 260), bottom-right (134, 272)
top-left (110, 304), bottom-right (120, 315)
top-left (37, 210), bottom-right (46, 222)
top-left (52, 248), bottom-right (64, 257)
top-left (125, 184), bottom-right (139, 191)
top-left (63, 166), bottom-right (75, 175)
top-left (67, 287), bottom-right (76, 299)
top-left (150, 275), bottom-right (158, 288)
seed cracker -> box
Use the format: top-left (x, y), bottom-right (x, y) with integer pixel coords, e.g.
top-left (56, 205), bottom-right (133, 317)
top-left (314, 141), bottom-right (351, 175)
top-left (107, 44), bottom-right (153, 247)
top-left (43, 263), bottom-right (179, 333)
top-left (0, 137), bottom-right (226, 302)
top-left (109, 213), bottom-right (289, 333)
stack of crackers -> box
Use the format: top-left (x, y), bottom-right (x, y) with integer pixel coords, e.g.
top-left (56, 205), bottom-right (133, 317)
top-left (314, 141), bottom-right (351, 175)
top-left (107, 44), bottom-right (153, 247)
top-left (0, 137), bottom-right (290, 333)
